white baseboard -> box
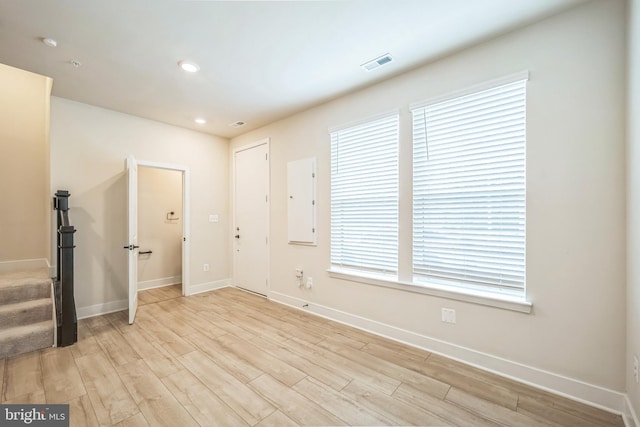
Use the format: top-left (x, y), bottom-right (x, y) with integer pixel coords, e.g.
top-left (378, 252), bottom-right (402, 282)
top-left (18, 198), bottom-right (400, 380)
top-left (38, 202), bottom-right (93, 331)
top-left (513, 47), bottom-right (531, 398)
top-left (268, 290), bottom-right (627, 416)
top-left (77, 299), bottom-right (127, 319)
top-left (0, 258), bottom-right (49, 274)
top-left (51, 281), bottom-right (57, 347)
top-left (138, 275), bottom-right (181, 291)
top-left (624, 395), bottom-right (640, 427)
top-left (45, 257), bottom-right (54, 278)
top-left (75, 278), bottom-right (230, 319)
top-left (187, 278), bottom-right (230, 296)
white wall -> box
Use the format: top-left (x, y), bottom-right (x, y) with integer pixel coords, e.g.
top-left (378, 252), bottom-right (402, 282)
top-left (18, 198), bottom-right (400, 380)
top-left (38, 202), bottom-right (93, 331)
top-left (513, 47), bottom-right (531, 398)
top-left (0, 63), bottom-right (52, 266)
top-left (231, 0), bottom-right (626, 401)
top-left (51, 97), bottom-right (229, 315)
top-left (628, 0), bottom-right (640, 421)
top-left (138, 167), bottom-right (183, 287)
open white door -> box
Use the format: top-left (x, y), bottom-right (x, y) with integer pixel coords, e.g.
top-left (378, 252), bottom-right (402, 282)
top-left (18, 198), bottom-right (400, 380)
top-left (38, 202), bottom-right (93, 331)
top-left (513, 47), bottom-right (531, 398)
top-left (126, 156), bottom-right (139, 324)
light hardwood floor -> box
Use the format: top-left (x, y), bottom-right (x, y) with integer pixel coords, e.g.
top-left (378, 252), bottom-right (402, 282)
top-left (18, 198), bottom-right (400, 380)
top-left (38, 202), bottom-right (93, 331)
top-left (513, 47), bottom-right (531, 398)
top-left (0, 285), bottom-right (624, 426)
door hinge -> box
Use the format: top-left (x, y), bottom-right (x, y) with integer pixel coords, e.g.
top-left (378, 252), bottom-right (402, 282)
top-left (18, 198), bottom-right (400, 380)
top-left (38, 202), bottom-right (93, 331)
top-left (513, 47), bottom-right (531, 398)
top-left (312, 228), bottom-right (315, 233)
top-left (265, 153), bottom-right (268, 160)
top-left (312, 200), bottom-right (315, 206)
top-left (266, 195), bottom-right (268, 203)
top-left (312, 172), bottom-right (315, 178)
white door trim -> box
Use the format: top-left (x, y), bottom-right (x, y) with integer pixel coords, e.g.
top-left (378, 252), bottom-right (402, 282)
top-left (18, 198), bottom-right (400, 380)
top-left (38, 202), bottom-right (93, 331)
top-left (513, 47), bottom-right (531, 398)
top-left (136, 159), bottom-right (191, 296)
top-left (232, 138), bottom-right (270, 293)
top-left (126, 156), bottom-right (138, 324)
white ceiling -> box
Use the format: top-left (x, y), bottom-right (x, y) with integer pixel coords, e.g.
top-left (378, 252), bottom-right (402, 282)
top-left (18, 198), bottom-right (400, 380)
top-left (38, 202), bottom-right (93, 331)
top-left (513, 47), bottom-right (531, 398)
top-left (0, 0), bottom-right (585, 138)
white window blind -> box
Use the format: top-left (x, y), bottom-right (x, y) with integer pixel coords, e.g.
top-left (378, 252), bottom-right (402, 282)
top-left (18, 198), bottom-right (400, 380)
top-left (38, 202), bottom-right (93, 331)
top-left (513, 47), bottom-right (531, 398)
top-left (412, 79), bottom-right (526, 295)
top-left (331, 114), bottom-right (399, 275)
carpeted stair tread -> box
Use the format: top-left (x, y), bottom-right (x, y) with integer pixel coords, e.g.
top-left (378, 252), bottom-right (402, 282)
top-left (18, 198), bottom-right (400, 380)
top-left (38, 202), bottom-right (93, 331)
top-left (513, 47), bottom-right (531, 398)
top-left (0, 269), bottom-right (55, 358)
top-left (0, 276), bottom-right (51, 289)
top-left (0, 279), bottom-right (51, 305)
top-left (0, 320), bottom-right (54, 359)
top-left (0, 267), bottom-right (49, 282)
top-left (0, 298), bottom-right (53, 328)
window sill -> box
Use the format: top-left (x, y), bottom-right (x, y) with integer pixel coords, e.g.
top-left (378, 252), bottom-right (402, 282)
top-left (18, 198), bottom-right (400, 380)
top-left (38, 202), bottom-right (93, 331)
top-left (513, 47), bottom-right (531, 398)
top-left (327, 268), bottom-right (532, 314)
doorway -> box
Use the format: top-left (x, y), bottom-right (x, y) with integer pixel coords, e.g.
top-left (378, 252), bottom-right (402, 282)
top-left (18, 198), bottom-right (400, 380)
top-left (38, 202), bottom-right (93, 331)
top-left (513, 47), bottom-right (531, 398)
top-left (233, 139), bottom-right (269, 295)
top-left (126, 157), bottom-right (190, 324)
top-left (137, 166), bottom-right (183, 294)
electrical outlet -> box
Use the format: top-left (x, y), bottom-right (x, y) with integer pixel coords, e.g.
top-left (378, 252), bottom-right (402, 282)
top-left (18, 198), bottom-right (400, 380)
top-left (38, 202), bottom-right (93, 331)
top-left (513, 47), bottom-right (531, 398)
top-left (295, 267), bottom-right (304, 287)
top-left (634, 355), bottom-right (639, 384)
top-left (441, 308), bottom-right (456, 324)
top-left (203, 263), bottom-right (210, 272)
top-left (306, 277), bottom-right (313, 288)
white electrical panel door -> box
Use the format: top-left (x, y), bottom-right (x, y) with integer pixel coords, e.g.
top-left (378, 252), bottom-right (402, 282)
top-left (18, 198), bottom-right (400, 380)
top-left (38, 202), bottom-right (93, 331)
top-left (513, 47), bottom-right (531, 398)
top-left (288, 157), bottom-right (316, 245)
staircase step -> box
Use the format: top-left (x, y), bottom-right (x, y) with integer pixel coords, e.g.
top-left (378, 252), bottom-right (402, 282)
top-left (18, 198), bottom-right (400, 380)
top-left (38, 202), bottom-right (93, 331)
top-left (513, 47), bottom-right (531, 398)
top-left (0, 268), bottom-right (49, 290)
top-left (0, 298), bottom-right (53, 329)
top-left (0, 320), bottom-right (54, 359)
top-left (0, 278), bottom-right (51, 305)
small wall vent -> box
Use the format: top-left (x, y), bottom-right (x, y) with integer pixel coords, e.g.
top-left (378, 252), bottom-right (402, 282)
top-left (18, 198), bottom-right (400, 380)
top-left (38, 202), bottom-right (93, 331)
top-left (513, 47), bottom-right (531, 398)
top-left (228, 121), bottom-right (246, 128)
top-left (361, 54), bottom-right (394, 72)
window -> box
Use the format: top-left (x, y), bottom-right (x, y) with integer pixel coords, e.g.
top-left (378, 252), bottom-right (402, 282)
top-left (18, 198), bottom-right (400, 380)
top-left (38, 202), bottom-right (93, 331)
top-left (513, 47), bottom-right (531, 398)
top-left (330, 113), bottom-right (399, 276)
top-left (412, 77), bottom-right (527, 297)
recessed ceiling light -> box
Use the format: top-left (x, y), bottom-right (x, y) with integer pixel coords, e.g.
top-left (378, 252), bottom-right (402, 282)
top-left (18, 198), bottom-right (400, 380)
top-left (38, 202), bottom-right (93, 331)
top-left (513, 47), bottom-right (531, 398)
top-left (194, 118), bottom-right (206, 124)
top-left (42, 38), bottom-right (58, 48)
top-left (228, 121), bottom-right (245, 128)
top-left (179, 61), bottom-right (200, 73)
top-left (361, 53), bottom-right (394, 72)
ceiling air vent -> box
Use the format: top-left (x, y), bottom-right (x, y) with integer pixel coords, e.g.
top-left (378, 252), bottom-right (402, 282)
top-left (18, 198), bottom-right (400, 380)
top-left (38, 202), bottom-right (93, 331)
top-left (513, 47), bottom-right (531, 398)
top-left (361, 54), bottom-right (394, 72)
top-left (228, 121), bottom-right (245, 128)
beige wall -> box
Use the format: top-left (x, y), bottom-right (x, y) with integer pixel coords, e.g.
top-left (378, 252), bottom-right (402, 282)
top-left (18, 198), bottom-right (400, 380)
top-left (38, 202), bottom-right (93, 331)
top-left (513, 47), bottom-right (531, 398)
top-left (231, 0), bottom-right (626, 393)
top-left (628, 0), bottom-right (640, 419)
top-left (0, 63), bottom-right (52, 265)
top-left (50, 97), bottom-right (229, 313)
top-left (138, 167), bottom-right (183, 286)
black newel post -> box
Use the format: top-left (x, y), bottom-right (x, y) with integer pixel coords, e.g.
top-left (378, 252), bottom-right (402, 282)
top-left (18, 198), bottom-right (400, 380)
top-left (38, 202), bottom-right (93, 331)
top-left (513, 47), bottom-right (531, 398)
top-left (54, 190), bottom-right (77, 347)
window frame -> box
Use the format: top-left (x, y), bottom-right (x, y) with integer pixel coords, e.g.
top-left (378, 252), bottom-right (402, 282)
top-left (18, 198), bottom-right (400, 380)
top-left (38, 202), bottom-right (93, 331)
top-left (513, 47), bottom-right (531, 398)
top-left (327, 72), bottom-right (532, 313)
top-left (329, 111), bottom-right (400, 278)
top-left (411, 73), bottom-right (528, 299)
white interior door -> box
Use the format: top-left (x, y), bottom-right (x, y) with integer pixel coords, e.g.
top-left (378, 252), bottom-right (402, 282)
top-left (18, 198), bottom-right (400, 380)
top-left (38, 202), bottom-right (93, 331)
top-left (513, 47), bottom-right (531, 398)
top-left (234, 142), bottom-right (269, 295)
top-left (126, 156), bottom-right (139, 324)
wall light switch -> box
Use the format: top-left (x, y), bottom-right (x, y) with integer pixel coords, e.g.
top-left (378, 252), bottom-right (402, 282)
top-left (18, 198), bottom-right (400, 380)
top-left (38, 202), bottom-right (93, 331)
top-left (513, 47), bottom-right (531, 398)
top-left (209, 214), bottom-right (219, 223)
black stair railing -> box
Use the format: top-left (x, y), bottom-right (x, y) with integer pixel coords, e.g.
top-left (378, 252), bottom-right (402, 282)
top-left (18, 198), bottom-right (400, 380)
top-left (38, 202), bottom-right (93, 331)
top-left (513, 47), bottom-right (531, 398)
top-left (53, 190), bottom-right (77, 347)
